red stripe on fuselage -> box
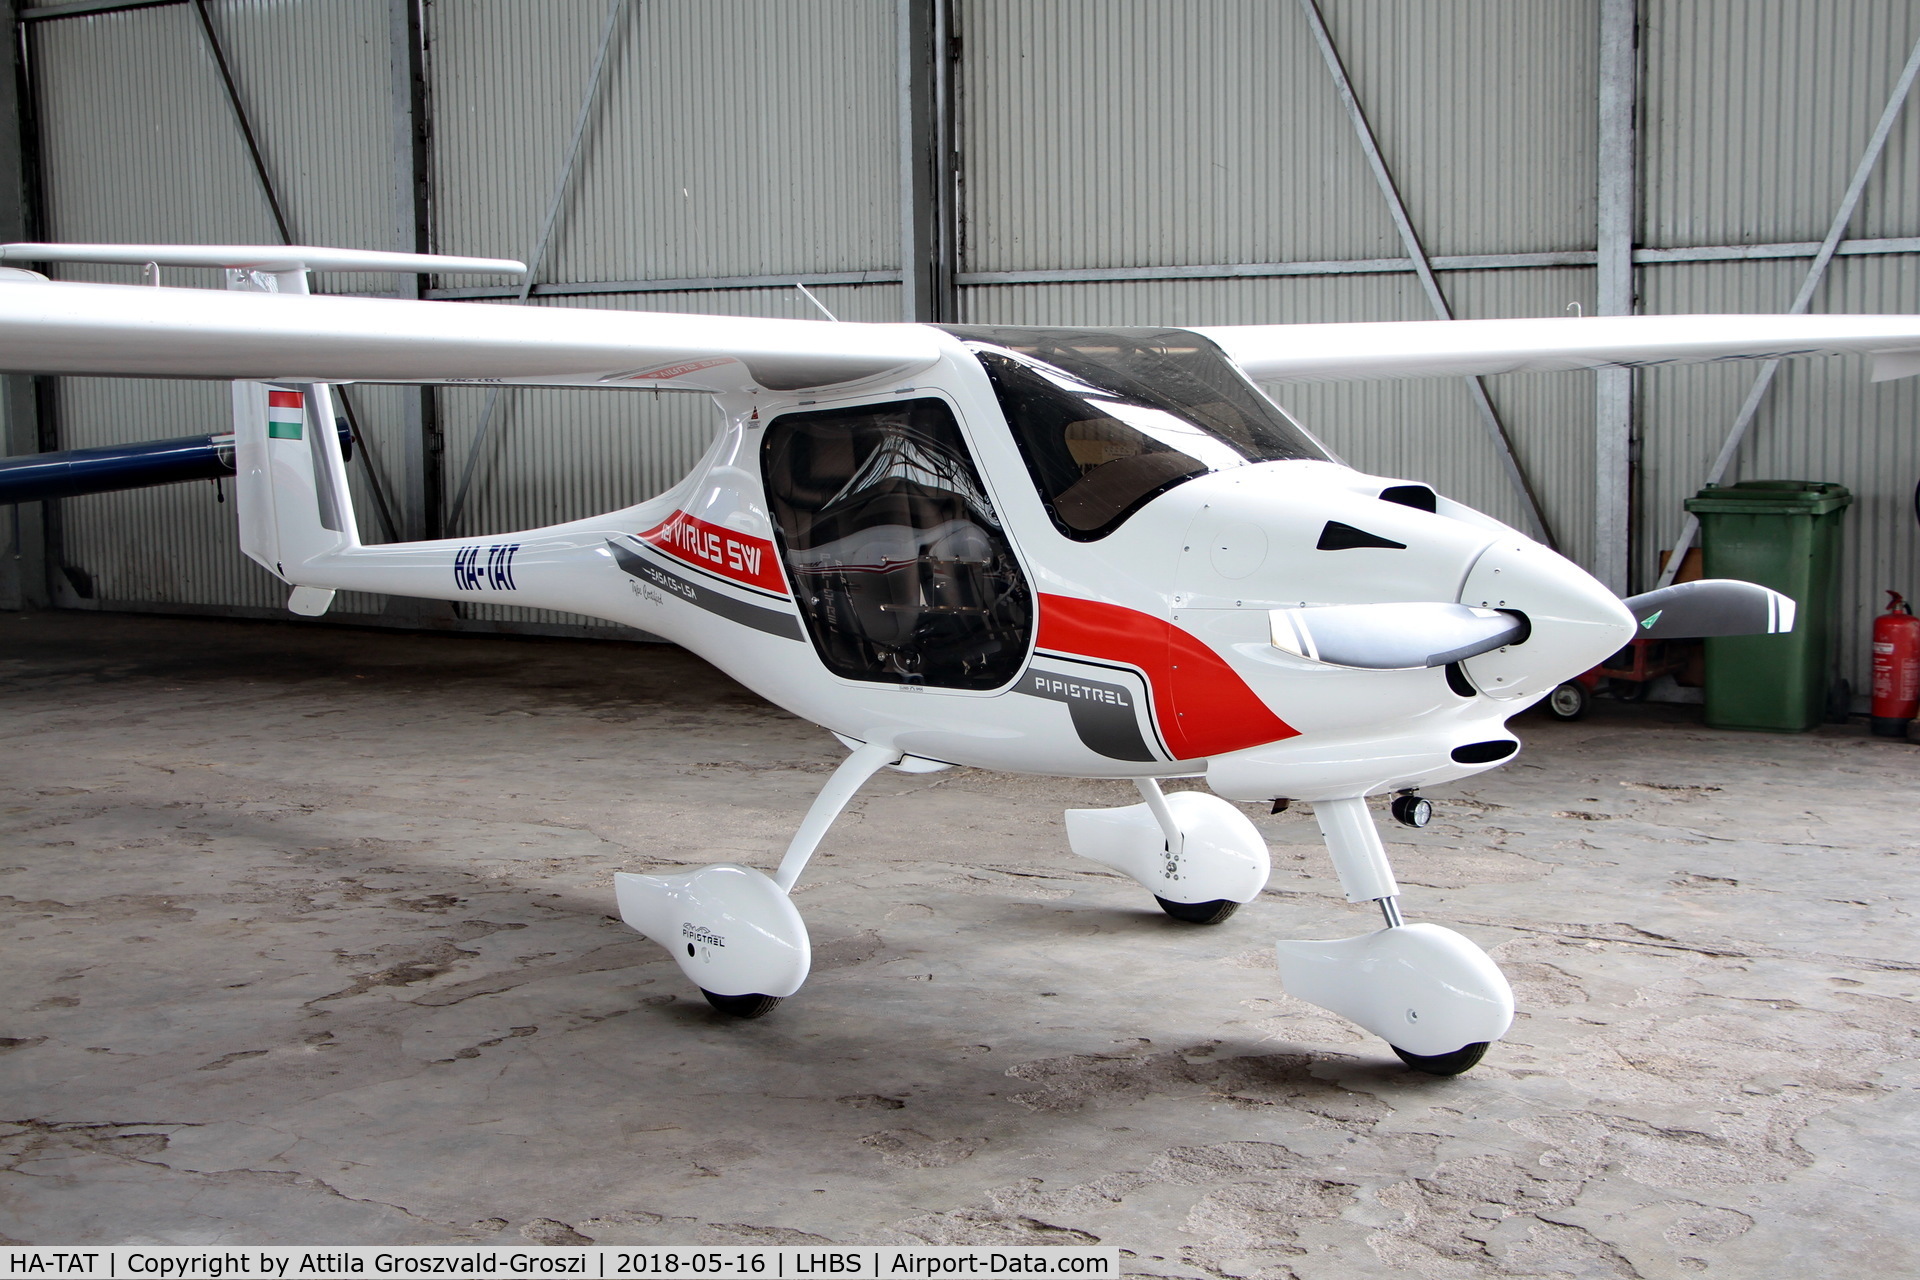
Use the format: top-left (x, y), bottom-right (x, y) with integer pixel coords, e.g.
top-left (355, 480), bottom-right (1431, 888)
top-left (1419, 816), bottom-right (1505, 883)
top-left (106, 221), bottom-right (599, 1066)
top-left (1036, 593), bottom-right (1297, 761)
top-left (638, 510), bottom-right (788, 595)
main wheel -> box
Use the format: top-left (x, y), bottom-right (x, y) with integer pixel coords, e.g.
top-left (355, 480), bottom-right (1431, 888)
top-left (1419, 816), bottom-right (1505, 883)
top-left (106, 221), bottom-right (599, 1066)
top-left (1544, 680), bottom-right (1591, 721)
top-left (1392, 1041), bottom-right (1490, 1076)
top-left (702, 990), bottom-right (782, 1018)
top-left (1155, 896), bottom-right (1240, 925)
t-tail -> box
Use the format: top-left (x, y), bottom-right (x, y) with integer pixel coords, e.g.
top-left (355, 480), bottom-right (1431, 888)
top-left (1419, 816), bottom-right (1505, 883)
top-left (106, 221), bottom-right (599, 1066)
top-left (0, 241), bottom-right (528, 616)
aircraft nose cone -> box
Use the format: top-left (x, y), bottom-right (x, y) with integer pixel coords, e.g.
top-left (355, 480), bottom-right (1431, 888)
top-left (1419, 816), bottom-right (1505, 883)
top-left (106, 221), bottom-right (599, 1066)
top-left (1455, 537), bottom-right (1634, 701)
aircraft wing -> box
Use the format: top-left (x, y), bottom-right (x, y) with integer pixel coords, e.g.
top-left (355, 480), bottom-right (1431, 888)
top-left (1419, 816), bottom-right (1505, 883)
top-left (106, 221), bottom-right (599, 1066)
top-left (0, 241), bottom-right (525, 275)
top-left (1193, 314), bottom-right (1920, 384)
top-left (0, 278), bottom-right (938, 393)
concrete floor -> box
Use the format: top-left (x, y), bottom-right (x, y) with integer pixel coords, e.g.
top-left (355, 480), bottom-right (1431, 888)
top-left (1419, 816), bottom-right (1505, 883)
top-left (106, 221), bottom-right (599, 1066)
top-left (1, 610), bottom-right (1915, 1275)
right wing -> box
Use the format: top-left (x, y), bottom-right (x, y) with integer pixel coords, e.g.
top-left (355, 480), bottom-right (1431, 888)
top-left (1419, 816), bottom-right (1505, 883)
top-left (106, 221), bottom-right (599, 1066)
top-left (1194, 314), bottom-right (1920, 384)
top-left (0, 278), bottom-right (937, 394)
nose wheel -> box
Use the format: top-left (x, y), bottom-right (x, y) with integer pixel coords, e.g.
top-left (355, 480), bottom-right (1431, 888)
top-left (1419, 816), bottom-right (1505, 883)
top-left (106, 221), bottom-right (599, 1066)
top-left (1392, 1040), bottom-right (1491, 1076)
top-left (1273, 798), bottom-right (1515, 1074)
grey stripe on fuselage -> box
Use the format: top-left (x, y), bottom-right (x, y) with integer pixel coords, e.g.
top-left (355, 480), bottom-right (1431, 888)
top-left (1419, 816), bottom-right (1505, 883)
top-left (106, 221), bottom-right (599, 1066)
top-left (1014, 665), bottom-right (1158, 762)
top-left (608, 539), bottom-right (803, 640)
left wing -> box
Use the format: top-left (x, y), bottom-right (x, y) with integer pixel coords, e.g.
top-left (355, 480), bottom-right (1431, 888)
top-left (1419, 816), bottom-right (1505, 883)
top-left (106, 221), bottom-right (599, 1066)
top-left (0, 276), bottom-right (936, 394)
top-left (1194, 314), bottom-right (1920, 384)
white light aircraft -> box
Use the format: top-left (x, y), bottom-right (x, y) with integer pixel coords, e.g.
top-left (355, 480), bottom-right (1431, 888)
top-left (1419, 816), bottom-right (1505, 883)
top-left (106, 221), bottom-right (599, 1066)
top-left (5, 242), bottom-right (1917, 1074)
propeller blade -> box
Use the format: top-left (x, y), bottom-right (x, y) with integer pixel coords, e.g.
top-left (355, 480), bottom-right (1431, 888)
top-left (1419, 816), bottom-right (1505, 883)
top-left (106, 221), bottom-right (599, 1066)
top-left (1620, 579), bottom-right (1795, 638)
top-left (1269, 602), bottom-right (1526, 670)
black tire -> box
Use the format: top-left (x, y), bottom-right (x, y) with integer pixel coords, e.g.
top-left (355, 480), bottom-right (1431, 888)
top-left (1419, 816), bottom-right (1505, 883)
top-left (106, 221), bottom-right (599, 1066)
top-left (1544, 680), bottom-right (1590, 721)
top-left (701, 990), bottom-right (782, 1018)
top-left (1154, 896), bottom-right (1240, 925)
top-left (1392, 1041), bottom-right (1490, 1076)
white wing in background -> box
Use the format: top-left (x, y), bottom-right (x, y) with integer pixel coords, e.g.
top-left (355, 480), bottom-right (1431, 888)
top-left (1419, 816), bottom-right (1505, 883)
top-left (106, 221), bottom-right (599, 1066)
top-left (0, 242), bottom-right (525, 275)
top-left (1192, 314), bottom-right (1920, 384)
top-left (0, 279), bottom-right (937, 394)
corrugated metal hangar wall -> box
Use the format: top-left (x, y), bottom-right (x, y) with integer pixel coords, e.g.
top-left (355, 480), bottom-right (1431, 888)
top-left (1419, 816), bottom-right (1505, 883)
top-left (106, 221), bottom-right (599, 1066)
top-left (3, 0), bottom-right (1917, 701)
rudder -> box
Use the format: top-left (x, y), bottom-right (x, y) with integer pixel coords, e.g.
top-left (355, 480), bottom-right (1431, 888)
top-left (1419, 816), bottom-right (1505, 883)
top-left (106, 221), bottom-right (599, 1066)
top-left (232, 378), bottom-right (358, 579)
top-left (226, 264), bottom-right (359, 582)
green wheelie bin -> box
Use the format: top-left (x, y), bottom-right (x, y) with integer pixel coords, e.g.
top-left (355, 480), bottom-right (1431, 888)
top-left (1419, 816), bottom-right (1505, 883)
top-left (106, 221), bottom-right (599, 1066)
top-left (1682, 480), bottom-right (1852, 732)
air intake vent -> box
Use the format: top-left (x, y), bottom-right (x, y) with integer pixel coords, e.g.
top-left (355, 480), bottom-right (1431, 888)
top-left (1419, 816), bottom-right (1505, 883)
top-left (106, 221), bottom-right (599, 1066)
top-left (1451, 740), bottom-right (1518, 764)
top-left (1379, 484), bottom-right (1438, 512)
top-left (1317, 521), bottom-right (1406, 551)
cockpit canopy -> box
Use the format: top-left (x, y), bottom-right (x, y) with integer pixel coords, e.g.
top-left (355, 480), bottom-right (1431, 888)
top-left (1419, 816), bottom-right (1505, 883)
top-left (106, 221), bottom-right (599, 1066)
top-left (944, 326), bottom-right (1332, 540)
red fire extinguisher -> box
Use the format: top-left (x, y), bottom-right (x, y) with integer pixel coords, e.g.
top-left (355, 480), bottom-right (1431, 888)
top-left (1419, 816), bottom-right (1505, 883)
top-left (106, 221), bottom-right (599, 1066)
top-left (1871, 590), bottom-right (1920, 737)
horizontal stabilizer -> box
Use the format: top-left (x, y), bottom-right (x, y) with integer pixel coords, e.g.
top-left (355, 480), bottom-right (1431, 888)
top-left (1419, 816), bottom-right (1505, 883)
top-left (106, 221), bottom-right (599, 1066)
top-left (1269, 602), bottom-right (1526, 670)
top-left (0, 242), bottom-right (523, 276)
top-left (1195, 314), bottom-right (1920, 384)
top-left (1621, 579), bottom-right (1795, 638)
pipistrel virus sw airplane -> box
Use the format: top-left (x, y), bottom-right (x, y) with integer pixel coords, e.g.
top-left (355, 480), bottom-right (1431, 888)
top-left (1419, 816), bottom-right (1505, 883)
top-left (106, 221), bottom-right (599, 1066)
top-left (4, 242), bottom-right (1917, 1074)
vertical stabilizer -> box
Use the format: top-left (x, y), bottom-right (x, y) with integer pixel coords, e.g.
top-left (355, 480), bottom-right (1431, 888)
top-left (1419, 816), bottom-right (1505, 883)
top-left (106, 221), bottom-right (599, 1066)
top-left (229, 264), bottom-right (360, 579)
top-left (232, 380), bottom-right (359, 579)
top-left (228, 266), bottom-right (360, 581)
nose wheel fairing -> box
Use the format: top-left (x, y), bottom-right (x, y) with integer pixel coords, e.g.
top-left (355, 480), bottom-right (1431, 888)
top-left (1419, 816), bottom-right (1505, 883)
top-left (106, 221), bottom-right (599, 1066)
top-left (1273, 924), bottom-right (1514, 1058)
top-left (1260, 795), bottom-right (1513, 1063)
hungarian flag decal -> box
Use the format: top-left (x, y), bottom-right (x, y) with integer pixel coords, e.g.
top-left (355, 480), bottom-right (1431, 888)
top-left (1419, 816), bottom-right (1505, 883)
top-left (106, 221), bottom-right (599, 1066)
top-left (267, 390), bottom-right (304, 440)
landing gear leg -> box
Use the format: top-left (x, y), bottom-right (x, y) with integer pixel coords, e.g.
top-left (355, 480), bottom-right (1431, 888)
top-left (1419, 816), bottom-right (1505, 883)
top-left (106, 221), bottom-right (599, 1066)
top-left (1272, 796), bottom-right (1514, 1074)
top-left (615, 741), bottom-right (901, 1017)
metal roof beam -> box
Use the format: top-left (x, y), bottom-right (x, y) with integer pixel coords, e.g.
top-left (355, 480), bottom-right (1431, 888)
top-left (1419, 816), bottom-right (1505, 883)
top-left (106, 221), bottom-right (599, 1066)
top-left (446, 0), bottom-right (631, 538)
top-left (947, 239), bottom-right (1920, 288)
top-left (1594, 0), bottom-right (1639, 594)
top-left (897, 0), bottom-right (954, 322)
top-left (1655, 28), bottom-right (1920, 589)
top-left (18, 0), bottom-right (182, 22)
top-left (198, 0), bottom-right (403, 545)
top-left (1297, 0), bottom-right (1555, 549)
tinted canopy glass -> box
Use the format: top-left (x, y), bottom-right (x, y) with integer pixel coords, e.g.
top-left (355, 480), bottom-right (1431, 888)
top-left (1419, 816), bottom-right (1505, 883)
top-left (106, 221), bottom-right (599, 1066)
top-left (762, 397), bottom-right (1032, 690)
top-left (944, 326), bottom-right (1330, 540)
